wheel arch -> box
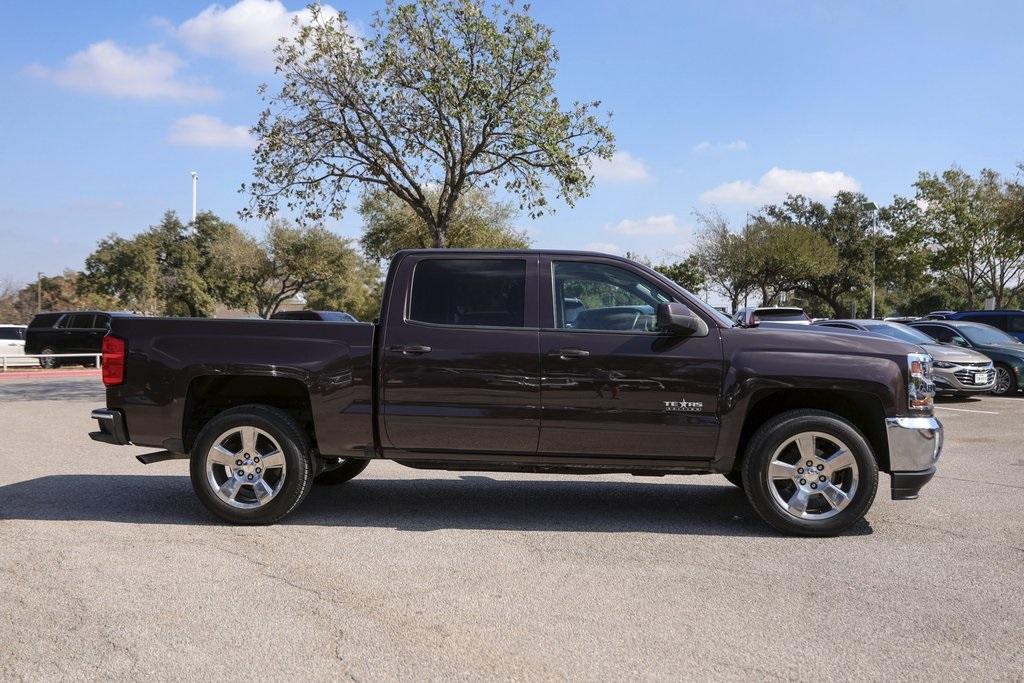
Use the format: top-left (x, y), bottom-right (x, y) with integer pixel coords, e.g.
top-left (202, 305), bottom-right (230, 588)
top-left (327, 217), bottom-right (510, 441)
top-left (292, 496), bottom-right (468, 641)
top-left (732, 389), bottom-right (890, 473)
top-left (183, 375), bottom-right (317, 454)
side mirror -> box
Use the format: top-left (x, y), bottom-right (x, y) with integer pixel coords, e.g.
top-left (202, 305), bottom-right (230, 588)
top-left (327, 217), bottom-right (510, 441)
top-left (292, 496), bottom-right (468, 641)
top-left (657, 302), bottom-right (706, 336)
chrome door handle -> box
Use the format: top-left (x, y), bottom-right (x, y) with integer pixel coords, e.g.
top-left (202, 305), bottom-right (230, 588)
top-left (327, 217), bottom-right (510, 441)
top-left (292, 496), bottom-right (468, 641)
top-left (550, 348), bottom-right (590, 359)
top-left (389, 344), bottom-right (432, 355)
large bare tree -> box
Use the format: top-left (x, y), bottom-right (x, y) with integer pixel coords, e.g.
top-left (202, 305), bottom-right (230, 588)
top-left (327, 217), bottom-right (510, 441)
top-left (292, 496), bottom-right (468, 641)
top-left (244, 0), bottom-right (615, 245)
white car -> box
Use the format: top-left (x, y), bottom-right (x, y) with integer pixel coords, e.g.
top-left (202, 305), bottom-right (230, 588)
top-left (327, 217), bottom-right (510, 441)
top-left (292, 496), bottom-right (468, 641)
top-left (0, 324), bottom-right (33, 367)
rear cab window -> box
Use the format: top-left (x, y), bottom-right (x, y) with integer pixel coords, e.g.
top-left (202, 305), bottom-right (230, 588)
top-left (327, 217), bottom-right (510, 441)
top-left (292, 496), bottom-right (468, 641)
top-left (409, 259), bottom-right (527, 328)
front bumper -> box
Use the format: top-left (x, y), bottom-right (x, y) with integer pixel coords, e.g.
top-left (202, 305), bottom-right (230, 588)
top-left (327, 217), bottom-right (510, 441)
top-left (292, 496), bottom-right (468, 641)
top-left (885, 416), bottom-right (942, 500)
top-left (89, 408), bottom-right (130, 445)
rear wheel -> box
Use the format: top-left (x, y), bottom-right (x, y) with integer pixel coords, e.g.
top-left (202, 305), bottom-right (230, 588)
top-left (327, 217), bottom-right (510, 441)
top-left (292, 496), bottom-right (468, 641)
top-left (314, 458), bottom-right (370, 485)
top-left (38, 347), bottom-right (57, 369)
top-left (992, 364), bottom-right (1015, 396)
top-left (741, 409), bottom-right (879, 536)
top-left (189, 405), bottom-right (314, 525)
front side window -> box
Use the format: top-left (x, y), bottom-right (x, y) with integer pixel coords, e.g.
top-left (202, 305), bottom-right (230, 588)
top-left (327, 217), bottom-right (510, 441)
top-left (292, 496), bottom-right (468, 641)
top-left (409, 259), bottom-right (526, 328)
top-left (553, 261), bottom-right (671, 332)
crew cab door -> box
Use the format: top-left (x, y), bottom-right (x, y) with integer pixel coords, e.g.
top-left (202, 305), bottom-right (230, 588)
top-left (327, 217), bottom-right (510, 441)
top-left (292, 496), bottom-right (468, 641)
top-left (380, 254), bottom-right (541, 454)
top-left (538, 257), bottom-right (723, 460)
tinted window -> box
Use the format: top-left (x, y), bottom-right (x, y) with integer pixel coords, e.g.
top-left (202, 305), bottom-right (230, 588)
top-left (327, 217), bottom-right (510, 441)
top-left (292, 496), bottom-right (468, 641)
top-left (914, 324), bottom-right (954, 343)
top-left (68, 314), bottom-right (94, 328)
top-left (28, 313), bottom-right (61, 328)
top-left (862, 323), bottom-right (935, 344)
top-left (960, 313), bottom-right (1005, 330)
top-left (0, 328), bottom-right (24, 340)
top-left (1009, 316), bottom-right (1024, 333)
top-left (272, 311), bottom-right (319, 320)
top-left (410, 259), bottom-right (526, 328)
top-left (95, 314), bottom-right (111, 329)
top-left (553, 261), bottom-right (671, 332)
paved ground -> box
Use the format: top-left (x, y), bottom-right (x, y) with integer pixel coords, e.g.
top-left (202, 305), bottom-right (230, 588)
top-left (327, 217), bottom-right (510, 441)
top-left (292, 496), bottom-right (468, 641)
top-left (0, 378), bottom-right (1022, 680)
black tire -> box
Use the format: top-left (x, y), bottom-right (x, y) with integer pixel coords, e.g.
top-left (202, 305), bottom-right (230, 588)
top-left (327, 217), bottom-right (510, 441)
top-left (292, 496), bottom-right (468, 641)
top-left (741, 409), bottom-right (879, 537)
top-left (992, 364), bottom-right (1016, 396)
top-left (189, 404), bottom-right (314, 525)
top-left (314, 458), bottom-right (370, 486)
top-left (39, 347), bottom-right (57, 369)
top-left (723, 470), bottom-right (744, 489)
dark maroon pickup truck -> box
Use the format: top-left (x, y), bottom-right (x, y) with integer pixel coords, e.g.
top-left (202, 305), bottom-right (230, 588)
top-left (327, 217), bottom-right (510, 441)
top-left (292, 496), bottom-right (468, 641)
top-left (90, 249), bottom-right (942, 535)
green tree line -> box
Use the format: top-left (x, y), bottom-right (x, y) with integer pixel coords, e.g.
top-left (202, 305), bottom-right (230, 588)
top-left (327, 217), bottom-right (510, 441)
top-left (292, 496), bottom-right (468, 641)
top-left (689, 164), bottom-right (1024, 317)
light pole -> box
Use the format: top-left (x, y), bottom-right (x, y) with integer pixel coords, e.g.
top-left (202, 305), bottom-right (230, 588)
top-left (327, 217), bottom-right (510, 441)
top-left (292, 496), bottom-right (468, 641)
top-left (190, 171), bottom-right (198, 221)
top-left (36, 271), bottom-right (44, 312)
top-left (864, 202), bottom-right (878, 319)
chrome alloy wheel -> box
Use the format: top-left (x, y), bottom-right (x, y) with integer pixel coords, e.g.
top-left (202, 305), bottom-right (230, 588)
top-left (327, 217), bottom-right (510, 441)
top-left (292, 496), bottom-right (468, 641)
top-left (994, 367), bottom-right (1013, 395)
top-left (765, 431), bottom-right (859, 521)
top-left (205, 426), bottom-right (287, 509)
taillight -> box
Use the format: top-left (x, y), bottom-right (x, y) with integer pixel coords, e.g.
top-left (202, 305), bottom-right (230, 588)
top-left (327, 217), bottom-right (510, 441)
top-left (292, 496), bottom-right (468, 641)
top-left (102, 335), bottom-right (126, 386)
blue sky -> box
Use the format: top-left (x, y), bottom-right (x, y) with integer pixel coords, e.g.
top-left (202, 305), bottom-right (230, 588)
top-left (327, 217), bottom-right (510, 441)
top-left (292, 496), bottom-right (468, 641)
top-left (2, 0), bottom-right (1023, 284)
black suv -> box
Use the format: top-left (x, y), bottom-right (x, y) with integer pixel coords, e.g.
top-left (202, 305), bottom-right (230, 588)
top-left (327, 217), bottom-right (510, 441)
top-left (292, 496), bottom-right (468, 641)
top-left (25, 311), bottom-right (130, 368)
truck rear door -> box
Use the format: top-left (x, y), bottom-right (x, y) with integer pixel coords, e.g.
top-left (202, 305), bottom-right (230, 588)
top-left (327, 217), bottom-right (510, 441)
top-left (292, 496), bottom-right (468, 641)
top-left (380, 254), bottom-right (541, 454)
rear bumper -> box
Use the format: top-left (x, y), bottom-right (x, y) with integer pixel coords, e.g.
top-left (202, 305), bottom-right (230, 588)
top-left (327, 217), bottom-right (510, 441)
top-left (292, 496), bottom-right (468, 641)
top-left (885, 416), bottom-right (942, 500)
top-left (89, 408), bottom-right (130, 445)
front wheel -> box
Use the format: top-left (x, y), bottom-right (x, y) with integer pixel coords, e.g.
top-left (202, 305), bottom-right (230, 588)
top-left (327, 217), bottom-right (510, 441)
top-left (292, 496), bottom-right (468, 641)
top-left (189, 405), bottom-right (314, 525)
top-left (992, 364), bottom-right (1016, 396)
top-left (741, 409), bottom-right (879, 536)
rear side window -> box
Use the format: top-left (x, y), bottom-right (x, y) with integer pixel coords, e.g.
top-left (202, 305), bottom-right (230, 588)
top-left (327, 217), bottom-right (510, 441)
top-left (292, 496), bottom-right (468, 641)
top-left (68, 314), bottom-right (95, 328)
top-left (0, 328), bottom-right (24, 340)
top-left (29, 313), bottom-right (61, 328)
top-left (409, 259), bottom-right (526, 328)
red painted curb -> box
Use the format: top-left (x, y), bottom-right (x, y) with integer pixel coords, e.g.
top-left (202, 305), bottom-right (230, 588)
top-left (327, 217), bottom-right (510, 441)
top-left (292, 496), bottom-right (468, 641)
top-left (0, 369), bottom-right (102, 381)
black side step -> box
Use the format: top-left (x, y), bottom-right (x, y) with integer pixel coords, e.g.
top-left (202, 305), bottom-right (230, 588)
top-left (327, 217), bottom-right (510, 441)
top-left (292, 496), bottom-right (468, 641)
top-left (136, 450), bottom-right (189, 465)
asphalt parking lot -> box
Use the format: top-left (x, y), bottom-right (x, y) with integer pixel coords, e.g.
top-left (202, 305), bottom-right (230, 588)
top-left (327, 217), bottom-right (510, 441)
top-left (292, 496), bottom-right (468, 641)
top-left (1, 378), bottom-right (1022, 680)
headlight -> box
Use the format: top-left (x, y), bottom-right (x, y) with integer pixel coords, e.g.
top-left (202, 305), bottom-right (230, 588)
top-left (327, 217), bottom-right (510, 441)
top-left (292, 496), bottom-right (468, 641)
top-left (933, 360), bottom-right (956, 369)
top-left (907, 352), bottom-right (935, 413)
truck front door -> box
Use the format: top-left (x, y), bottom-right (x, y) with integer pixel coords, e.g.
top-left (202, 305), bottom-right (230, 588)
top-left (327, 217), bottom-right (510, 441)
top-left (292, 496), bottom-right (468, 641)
top-left (380, 255), bottom-right (541, 454)
top-left (538, 257), bottom-right (723, 461)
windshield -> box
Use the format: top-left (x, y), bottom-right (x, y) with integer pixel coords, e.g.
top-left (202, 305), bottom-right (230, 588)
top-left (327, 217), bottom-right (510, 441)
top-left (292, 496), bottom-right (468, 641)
top-left (756, 309), bottom-right (809, 322)
top-left (958, 323), bottom-right (1021, 346)
top-left (863, 322), bottom-right (935, 345)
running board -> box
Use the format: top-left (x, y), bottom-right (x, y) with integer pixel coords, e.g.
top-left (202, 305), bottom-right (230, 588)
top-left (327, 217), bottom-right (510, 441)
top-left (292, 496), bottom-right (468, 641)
top-left (136, 450), bottom-right (188, 465)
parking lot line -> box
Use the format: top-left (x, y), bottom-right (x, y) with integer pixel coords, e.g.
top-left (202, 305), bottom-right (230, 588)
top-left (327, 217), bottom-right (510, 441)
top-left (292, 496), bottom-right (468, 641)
top-left (934, 406), bottom-right (999, 415)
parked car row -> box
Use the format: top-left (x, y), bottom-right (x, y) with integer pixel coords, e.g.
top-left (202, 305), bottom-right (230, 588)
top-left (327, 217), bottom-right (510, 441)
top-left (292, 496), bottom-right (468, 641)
top-left (729, 306), bottom-right (1024, 397)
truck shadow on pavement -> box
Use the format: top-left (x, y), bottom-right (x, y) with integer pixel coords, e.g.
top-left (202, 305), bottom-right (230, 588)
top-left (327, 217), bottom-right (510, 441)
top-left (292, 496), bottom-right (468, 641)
top-left (0, 473), bottom-right (873, 537)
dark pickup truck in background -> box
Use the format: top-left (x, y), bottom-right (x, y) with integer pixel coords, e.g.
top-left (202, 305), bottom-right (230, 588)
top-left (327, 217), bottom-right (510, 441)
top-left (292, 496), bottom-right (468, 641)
top-left (90, 249), bottom-right (942, 536)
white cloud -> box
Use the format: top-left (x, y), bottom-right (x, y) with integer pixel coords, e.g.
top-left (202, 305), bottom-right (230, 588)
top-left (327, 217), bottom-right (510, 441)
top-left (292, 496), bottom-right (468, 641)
top-left (693, 140), bottom-right (748, 153)
top-left (26, 41), bottom-right (217, 101)
top-left (700, 167), bottom-right (861, 205)
top-left (608, 214), bottom-right (681, 236)
top-left (584, 242), bottom-right (621, 255)
top-left (590, 152), bottom-right (650, 183)
top-left (176, 0), bottom-right (343, 71)
top-left (167, 114), bottom-right (254, 148)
